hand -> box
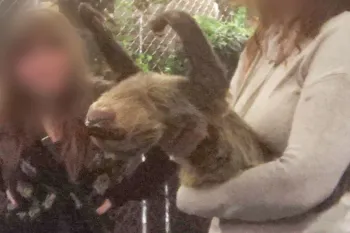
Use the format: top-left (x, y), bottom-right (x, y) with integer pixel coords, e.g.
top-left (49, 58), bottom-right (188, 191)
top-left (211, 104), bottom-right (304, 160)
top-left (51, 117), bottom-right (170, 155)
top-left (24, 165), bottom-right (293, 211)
top-left (41, 116), bottom-right (62, 142)
top-left (96, 199), bottom-right (112, 215)
top-left (6, 190), bottom-right (18, 208)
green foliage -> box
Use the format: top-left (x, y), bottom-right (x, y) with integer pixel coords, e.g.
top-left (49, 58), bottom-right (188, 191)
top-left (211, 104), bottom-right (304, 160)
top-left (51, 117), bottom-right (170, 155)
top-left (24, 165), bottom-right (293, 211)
top-left (133, 9), bottom-right (253, 74)
top-left (134, 53), bottom-right (153, 72)
top-left (158, 53), bottom-right (186, 75)
top-left (104, 6), bottom-right (253, 75)
top-left (134, 53), bottom-right (186, 75)
top-left (194, 8), bottom-right (252, 52)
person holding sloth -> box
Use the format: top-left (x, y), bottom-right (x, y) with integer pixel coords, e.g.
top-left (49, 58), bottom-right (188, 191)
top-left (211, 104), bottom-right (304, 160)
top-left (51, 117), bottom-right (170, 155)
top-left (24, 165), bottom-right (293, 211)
top-left (172, 0), bottom-right (350, 233)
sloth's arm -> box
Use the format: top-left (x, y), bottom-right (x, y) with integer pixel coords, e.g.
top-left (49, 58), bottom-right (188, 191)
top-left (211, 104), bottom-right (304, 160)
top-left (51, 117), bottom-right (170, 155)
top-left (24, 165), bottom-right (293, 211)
top-left (177, 75), bottom-right (350, 221)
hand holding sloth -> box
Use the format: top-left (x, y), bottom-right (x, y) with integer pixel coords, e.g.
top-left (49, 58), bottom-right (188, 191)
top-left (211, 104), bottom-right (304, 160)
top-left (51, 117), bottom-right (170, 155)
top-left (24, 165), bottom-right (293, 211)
top-left (79, 4), bottom-right (269, 188)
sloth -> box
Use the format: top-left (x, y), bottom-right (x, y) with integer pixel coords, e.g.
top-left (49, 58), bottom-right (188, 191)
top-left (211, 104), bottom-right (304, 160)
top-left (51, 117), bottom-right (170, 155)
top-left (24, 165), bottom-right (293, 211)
top-left (79, 3), bottom-right (270, 188)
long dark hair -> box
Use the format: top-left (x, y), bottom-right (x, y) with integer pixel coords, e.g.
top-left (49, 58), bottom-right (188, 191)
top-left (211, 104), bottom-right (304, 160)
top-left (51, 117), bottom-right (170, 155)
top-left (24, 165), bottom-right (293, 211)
top-left (0, 9), bottom-right (94, 181)
top-left (245, 0), bottom-right (350, 69)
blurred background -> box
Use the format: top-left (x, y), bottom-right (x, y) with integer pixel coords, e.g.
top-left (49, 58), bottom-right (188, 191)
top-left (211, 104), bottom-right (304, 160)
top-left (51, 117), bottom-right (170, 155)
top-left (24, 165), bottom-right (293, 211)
top-left (0, 0), bottom-right (253, 232)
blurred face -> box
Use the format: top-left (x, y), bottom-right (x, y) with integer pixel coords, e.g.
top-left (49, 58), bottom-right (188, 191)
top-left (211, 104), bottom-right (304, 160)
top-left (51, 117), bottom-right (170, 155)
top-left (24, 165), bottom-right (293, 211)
top-left (14, 40), bottom-right (71, 99)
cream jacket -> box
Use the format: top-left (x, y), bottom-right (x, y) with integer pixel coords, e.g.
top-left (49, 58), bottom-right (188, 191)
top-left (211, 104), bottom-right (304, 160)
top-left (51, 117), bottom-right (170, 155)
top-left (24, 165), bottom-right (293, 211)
top-left (177, 11), bottom-right (350, 233)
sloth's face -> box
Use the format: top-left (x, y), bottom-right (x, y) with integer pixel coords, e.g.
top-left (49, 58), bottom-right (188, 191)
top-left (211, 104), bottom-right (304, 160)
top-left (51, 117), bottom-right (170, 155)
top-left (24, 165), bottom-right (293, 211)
top-left (86, 100), bottom-right (165, 160)
top-left (86, 74), bottom-right (169, 159)
top-left (86, 72), bottom-right (201, 160)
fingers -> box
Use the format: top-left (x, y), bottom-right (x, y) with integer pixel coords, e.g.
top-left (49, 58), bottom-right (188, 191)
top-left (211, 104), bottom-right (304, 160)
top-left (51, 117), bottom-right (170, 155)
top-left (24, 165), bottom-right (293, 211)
top-left (96, 199), bottom-right (112, 215)
top-left (6, 190), bottom-right (17, 208)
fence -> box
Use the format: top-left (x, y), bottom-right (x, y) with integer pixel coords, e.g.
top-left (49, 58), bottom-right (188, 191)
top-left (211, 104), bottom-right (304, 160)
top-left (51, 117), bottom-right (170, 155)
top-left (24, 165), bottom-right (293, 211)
top-left (50, 0), bottom-right (246, 81)
top-left (0, 0), bottom-right (248, 232)
top-left (102, 0), bottom-right (246, 79)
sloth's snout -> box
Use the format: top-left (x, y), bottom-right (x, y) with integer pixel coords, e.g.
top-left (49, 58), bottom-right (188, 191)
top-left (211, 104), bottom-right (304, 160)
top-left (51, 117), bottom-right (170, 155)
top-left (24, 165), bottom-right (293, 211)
top-left (85, 109), bottom-right (115, 127)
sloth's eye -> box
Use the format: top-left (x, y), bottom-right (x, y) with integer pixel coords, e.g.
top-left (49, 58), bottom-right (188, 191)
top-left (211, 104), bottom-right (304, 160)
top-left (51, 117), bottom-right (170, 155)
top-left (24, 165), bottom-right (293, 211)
top-left (85, 109), bottom-right (115, 127)
top-left (87, 126), bottom-right (127, 141)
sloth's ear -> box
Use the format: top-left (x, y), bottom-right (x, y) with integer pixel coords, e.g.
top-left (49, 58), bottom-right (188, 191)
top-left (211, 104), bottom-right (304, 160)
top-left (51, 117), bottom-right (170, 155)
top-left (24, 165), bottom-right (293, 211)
top-left (78, 3), bottom-right (140, 83)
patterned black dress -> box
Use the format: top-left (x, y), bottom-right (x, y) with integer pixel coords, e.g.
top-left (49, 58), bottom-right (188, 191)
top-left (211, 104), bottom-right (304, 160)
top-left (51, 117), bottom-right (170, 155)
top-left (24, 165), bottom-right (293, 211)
top-left (1, 137), bottom-right (177, 233)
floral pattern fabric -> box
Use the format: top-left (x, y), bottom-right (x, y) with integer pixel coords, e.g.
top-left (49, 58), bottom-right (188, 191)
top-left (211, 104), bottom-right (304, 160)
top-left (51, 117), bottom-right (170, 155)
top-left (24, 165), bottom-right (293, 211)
top-left (3, 138), bottom-right (139, 233)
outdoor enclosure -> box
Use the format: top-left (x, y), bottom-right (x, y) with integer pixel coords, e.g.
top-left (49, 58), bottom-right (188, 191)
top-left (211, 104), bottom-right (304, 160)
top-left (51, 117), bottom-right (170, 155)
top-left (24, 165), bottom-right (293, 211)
top-left (49, 0), bottom-right (250, 81)
top-left (0, 0), bottom-right (252, 232)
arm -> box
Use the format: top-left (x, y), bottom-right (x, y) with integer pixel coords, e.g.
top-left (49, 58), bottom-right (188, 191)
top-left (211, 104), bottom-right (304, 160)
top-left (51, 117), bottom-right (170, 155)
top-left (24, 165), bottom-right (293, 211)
top-left (177, 21), bottom-right (350, 221)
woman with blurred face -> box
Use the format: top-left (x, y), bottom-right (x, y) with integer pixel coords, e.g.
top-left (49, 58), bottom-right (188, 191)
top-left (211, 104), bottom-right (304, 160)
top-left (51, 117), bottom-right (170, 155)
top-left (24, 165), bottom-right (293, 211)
top-left (0, 9), bottom-right (176, 233)
top-left (174, 0), bottom-right (350, 233)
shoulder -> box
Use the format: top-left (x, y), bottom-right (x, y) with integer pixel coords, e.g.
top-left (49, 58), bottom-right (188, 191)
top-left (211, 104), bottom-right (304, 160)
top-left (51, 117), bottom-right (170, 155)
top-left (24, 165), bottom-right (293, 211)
top-left (311, 11), bottom-right (350, 51)
top-left (302, 12), bottom-right (350, 86)
top-left (321, 11), bottom-right (350, 34)
top-left (315, 11), bottom-right (350, 51)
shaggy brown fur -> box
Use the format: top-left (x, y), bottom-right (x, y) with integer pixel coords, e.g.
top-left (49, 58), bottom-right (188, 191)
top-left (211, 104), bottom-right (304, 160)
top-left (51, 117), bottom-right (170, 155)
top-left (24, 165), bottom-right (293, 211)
top-left (79, 4), bottom-right (269, 188)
